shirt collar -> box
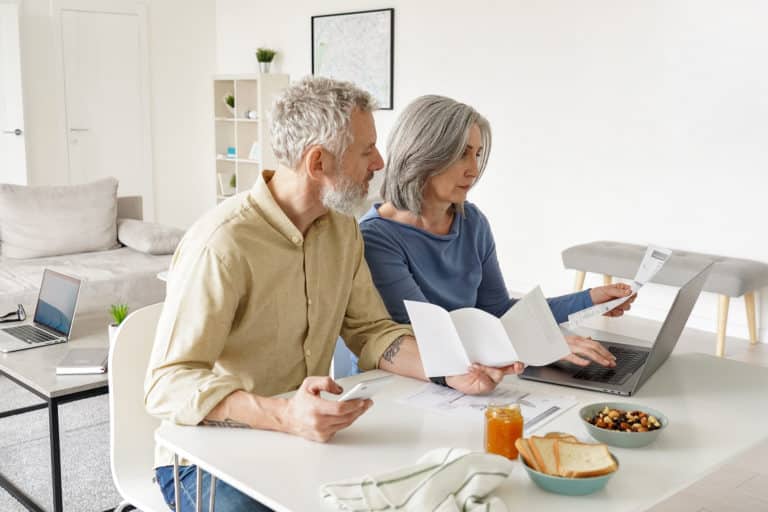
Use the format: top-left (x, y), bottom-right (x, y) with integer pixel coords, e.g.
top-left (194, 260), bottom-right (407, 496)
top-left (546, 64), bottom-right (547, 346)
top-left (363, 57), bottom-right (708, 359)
top-left (249, 170), bottom-right (330, 244)
top-left (249, 170), bottom-right (305, 244)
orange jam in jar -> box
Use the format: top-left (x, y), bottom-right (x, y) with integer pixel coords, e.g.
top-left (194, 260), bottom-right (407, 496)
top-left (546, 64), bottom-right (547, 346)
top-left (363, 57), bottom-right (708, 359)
top-left (484, 404), bottom-right (524, 459)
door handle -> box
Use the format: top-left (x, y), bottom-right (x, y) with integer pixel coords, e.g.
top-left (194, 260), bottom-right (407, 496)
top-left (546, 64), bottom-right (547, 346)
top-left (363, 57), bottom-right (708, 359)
top-left (69, 128), bottom-right (89, 132)
top-left (2, 129), bottom-right (22, 136)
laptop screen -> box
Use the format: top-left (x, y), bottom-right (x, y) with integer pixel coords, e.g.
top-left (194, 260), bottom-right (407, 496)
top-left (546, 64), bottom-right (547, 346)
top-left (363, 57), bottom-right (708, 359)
top-left (33, 270), bottom-right (81, 337)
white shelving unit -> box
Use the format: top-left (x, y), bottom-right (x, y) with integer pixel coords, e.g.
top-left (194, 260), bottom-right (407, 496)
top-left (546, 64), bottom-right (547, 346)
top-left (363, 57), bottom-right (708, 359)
top-left (213, 73), bottom-right (289, 202)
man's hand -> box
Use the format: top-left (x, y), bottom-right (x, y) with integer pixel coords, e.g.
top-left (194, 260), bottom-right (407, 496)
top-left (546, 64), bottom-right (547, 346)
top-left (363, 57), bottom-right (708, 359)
top-left (589, 283), bottom-right (637, 317)
top-left (563, 335), bottom-right (616, 367)
top-left (280, 376), bottom-right (371, 442)
top-left (446, 362), bottom-right (524, 395)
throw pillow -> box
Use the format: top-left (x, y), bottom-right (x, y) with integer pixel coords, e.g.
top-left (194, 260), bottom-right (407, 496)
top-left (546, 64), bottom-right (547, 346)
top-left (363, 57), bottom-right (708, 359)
top-left (117, 219), bottom-right (184, 255)
top-left (0, 178), bottom-right (119, 258)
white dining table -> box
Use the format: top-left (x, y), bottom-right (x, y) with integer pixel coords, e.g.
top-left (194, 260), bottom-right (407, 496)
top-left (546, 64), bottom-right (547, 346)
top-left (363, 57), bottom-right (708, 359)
top-left (155, 349), bottom-right (768, 511)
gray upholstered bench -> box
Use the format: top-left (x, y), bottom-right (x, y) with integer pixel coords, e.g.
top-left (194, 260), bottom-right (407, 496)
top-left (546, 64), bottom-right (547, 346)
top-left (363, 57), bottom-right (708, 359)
top-left (562, 241), bottom-right (768, 357)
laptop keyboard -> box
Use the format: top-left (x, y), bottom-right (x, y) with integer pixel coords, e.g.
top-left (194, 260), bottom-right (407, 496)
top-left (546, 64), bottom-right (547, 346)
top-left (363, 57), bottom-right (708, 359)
top-left (572, 345), bottom-right (648, 385)
top-left (4, 325), bottom-right (58, 344)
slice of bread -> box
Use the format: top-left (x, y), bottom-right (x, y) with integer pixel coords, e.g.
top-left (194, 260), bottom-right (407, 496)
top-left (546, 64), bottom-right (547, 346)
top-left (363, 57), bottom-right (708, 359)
top-left (544, 431), bottom-right (579, 443)
top-left (555, 440), bottom-right (617, 478)
top-left (529, 436), bottom-right (559, 476)
top-left (515, 438), bottom-right (540, 472)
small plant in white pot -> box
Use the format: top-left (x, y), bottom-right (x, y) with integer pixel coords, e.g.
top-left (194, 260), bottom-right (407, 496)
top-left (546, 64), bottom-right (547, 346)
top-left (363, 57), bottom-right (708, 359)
top-left (223, 93), bottom-right (235, 116)
top-left (108, 304), bottom-right (129, 344)
top-left (255, 48), bottom-right (277, 73)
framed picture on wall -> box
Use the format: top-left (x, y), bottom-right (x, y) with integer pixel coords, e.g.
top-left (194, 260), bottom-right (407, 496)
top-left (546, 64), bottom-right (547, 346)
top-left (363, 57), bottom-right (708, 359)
top-left (311, 8), bottom-right (394, 110)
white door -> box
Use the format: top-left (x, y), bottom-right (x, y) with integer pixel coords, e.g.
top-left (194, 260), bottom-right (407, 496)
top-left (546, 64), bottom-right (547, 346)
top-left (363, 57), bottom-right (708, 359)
top-left (0, 1), bottom-right (27, 184)
top-left (59, 3), bottom-right (154, 218)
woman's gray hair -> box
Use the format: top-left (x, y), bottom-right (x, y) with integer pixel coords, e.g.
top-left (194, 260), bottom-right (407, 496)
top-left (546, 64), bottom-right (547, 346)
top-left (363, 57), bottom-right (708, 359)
top-left (381, 95), bottom-right (492, 215)
top-left (270, 76), bottom-right (377, 169)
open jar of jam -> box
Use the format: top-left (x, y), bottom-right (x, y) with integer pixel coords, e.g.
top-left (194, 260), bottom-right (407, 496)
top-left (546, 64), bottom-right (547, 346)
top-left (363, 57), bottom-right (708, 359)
top-left (484, 403), bottom-right (524, 459)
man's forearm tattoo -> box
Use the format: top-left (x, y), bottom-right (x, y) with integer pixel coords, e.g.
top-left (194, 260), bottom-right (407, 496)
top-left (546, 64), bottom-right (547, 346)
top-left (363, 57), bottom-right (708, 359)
top-left (201, 418), bottom-right (251, 429)
top-left (382, 335), bottom-right (405, 363)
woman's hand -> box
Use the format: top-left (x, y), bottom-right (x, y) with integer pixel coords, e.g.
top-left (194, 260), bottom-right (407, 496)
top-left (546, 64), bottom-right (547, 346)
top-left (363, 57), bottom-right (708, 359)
top-left (562, 335), bottom-right (616, 367)
top-left (446, 362), bottom-right (524, 395)
top-left (589, 283), bottom-right (637, 317)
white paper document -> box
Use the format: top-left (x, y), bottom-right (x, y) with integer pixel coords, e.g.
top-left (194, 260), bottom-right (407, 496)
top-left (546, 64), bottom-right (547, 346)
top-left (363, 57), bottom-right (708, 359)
top-left (397, 382), bottom-right (579, 435)
top-left (405, 286), bottom-right (571, 377)
top-left (567, 245), bottom-right (672, 327)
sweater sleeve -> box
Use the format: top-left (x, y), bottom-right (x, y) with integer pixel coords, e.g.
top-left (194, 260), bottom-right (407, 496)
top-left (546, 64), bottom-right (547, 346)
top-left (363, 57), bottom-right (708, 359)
top-left (360, 223), bottom-right (428, 324)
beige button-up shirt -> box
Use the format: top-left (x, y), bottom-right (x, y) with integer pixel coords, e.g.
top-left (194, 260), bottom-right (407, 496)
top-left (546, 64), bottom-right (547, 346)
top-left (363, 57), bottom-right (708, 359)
top-left (145, 171), bottom-right (413, 467)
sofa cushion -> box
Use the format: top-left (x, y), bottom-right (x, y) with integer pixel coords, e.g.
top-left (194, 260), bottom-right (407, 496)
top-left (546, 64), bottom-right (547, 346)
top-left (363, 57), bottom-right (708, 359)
top-left (0, 247), bottom-right (170, 315)
top-left (117, 219), bottom-right (183, 255)
top-left (0, 178), bottom-right (119, 259)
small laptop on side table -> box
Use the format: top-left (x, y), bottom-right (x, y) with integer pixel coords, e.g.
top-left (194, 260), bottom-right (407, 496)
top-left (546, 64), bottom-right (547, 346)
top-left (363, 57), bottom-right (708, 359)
top-left (0, 269), bottom-right (82, 353)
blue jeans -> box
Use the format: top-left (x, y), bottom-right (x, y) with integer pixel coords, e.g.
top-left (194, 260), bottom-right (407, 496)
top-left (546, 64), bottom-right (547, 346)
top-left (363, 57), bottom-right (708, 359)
top-left (155, 466), bottom-right (274, 512)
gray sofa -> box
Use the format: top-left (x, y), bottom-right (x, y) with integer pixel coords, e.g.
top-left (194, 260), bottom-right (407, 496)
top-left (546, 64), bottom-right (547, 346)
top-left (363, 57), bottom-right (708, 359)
top-left (0, 179), bottom-right (182, 317)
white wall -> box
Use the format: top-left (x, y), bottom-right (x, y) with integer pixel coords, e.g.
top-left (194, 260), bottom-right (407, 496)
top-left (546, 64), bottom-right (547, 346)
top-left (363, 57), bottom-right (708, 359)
top-left (147, 0), bottom-right (216, 228)
top-left (17, 0), bottom-right (216, 227)
top-left (217, 0), bottom-right (768, 342)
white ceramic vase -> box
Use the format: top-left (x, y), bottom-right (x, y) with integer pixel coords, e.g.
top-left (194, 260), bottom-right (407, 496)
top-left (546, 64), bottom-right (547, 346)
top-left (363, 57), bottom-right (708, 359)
top-left (108, 323), bottom-right (120, 345)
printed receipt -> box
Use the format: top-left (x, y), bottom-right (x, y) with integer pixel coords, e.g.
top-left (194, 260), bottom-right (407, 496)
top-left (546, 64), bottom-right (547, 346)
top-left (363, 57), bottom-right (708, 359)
top-left (567, 245), bottom-right (672, 326)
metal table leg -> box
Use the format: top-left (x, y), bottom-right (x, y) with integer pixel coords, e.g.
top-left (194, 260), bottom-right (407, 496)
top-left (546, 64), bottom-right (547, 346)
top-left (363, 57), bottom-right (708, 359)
top-left (48, 399), bottom-right (63, 512)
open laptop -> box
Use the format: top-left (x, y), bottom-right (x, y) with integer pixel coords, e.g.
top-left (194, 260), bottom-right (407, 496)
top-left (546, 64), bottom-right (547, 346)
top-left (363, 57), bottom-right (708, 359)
top-left (520, 263), bottom-right (713, 396)
top-left (0, 269), bottom-right (82, 353)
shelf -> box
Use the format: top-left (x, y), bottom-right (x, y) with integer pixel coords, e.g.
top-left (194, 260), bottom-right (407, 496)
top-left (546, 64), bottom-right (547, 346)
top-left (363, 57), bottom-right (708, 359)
top-left (214, 73), bottom-right (290, 205)
top-left (215, 117), bottom-right (259, 123)
top-left (216, 156), bottom-right (260, 164)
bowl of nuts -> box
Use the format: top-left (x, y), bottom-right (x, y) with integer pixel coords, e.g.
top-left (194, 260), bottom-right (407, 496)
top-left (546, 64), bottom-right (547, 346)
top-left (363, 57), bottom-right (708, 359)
top-left (580, 403), bottom-right (667, 448)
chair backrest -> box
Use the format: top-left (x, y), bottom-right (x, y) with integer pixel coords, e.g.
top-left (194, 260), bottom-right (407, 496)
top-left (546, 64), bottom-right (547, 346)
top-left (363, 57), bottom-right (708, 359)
top-left (108, 302), bottom-right (166, 511)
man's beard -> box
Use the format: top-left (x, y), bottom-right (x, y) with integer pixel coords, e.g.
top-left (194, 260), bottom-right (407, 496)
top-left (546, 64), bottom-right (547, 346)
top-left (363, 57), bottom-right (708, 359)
top-left (321, 172), bottom-right (368, 216)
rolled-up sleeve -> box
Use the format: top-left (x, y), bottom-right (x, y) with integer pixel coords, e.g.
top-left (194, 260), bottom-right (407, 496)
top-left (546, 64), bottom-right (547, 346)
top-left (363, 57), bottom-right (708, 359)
top-left (144, 244), bottom-right (245, 426)
top-left (341, 228), bottom-right (413, 371)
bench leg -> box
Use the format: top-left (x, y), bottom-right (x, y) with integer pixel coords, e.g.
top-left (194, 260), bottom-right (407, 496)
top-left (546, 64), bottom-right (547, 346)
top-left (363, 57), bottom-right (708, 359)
top-left (716, 295), bottom-right (730, 357)
top-left (603, 274), bottom-right (613, 286)
top-left (744, 291), bottom-right (758, 345)
top-left (574, 271), bottom-right (586, 292)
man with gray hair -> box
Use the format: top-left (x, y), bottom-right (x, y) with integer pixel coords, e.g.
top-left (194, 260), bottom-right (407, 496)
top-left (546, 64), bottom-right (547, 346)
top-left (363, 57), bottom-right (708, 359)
top-left (145, 77), bottom-right (515, 511)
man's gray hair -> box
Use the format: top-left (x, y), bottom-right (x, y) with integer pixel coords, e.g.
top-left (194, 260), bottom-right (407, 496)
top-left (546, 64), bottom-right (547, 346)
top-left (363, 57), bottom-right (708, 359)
top-left (270, 76), bottom-right (377, 169)
top-left (380, 95), bottom-right (492, 215)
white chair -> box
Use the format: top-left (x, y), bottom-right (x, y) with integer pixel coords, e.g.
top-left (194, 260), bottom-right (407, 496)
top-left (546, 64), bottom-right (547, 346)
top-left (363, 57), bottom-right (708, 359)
top-left (109, 302), bottom-right (169, 512)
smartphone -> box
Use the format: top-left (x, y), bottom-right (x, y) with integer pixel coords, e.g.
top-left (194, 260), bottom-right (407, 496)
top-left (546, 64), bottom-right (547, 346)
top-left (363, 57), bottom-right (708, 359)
top-left (337, 375), bottom-right (394, 401)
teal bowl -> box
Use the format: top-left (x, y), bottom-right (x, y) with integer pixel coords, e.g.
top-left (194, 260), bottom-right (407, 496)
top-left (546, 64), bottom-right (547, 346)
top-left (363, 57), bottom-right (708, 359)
top-left (580, 402), bottom-right (668, 448)
top-left (521, 455), bottom-right (618, 496)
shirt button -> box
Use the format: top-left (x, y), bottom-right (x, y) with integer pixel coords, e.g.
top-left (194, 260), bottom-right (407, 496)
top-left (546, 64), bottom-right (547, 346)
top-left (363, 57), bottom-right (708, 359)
top-left (305, 349), bottom-right (312, 357)
top-left (291, 235), bottom-right (301, 244)
top-left (307, 299), bottom-right (312, 305)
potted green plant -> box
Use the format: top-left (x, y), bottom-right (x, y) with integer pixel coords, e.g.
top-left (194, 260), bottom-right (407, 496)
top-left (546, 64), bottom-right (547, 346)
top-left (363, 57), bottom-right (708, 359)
top-left (108, 304), bottom-right (129, 344)
top-left (255, 48), bottom-right (277, 73)
top-left (223, 92), bottom-right (235, 116)
top-left (229, 173), bottom-right (237, 192)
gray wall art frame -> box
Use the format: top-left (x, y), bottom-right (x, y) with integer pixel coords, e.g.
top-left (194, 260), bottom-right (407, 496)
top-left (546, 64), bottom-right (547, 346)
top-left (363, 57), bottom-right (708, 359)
top-left (311, 8), bottom-right (394, 110)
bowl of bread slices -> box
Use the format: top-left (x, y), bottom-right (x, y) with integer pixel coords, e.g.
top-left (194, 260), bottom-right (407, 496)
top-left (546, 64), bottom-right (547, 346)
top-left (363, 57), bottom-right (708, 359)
top-left (515, 432), bottom-right (618, 495)
top-left (580, 403), bottom-right (667, 448)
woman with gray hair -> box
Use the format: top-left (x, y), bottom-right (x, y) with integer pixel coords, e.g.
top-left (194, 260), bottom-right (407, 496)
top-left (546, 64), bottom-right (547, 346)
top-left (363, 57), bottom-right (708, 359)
top-left (360, 95), bottom-right (635, 369)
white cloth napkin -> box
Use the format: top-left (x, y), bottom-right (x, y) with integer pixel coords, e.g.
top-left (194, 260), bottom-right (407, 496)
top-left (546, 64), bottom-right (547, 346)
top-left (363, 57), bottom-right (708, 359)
top-left (319, 447), bottom-right (514, 511)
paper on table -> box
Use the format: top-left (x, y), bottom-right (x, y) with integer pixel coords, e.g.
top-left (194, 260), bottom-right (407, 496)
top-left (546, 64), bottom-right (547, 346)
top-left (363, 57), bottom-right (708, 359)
top-left (406, 286), bottom-right (571, 377)
top-left (397, 382), bottom-right (579, 435)
top-left (567, 245), bottom-right (672, 327)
